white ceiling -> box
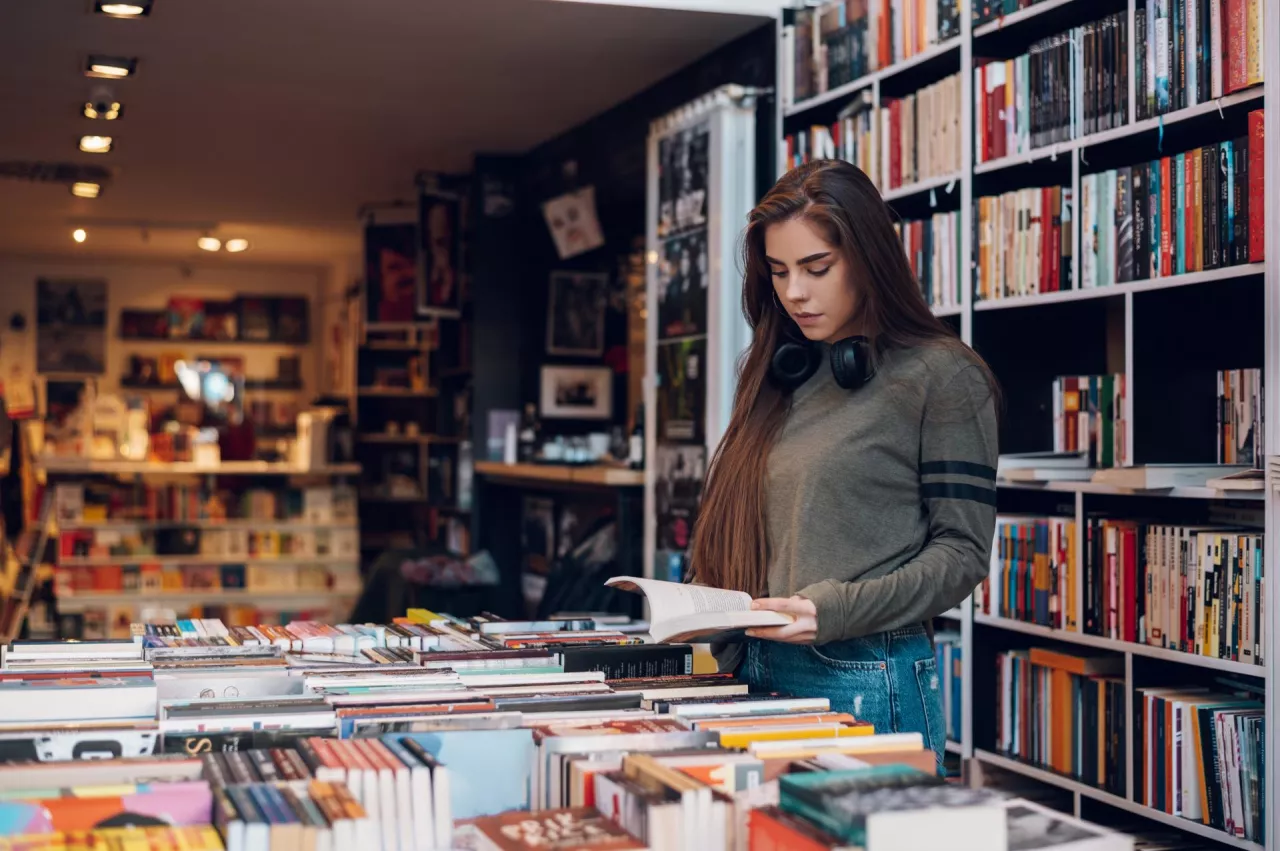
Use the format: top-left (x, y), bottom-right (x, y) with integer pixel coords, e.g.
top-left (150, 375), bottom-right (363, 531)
top-left (0, 0), bottom-right (769, 264)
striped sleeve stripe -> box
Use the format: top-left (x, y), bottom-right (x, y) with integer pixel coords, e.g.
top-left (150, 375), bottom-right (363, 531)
top-left (919, 460), bottom-right (997, 480)
top-left (921, 482), bottom-right (998, 506)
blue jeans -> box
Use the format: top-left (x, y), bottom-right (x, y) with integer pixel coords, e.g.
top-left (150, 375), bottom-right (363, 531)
top-left (742, 624), bottom-right (945, 773)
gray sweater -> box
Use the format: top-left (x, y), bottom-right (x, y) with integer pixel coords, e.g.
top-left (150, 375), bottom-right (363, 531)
top-left (715, 341), bottom-right (998, 669)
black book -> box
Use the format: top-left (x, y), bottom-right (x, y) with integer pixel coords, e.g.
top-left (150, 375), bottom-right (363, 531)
top-left (1219, 142), bottom-right (1233, 266)
top-left (1082, 678), bottom-right (1097, 784)
top-left (1132, 162), bottom-right (1151, 280)
top-left (1166, 0), bottom-right (1178, 114)
top-left (558, 643), bottom-right (693, 680)
top-left (1118, 12), bottom-right (1129, 126)
top-left (1205, 145), bottom-right (1219, 269)
top-left (1136, 4), bottom-right (1149, 120)
top-left (1234, 137), bottom-right (1249, 265)
top-left (1200, 0), bottom-right (1212, 104)
top-left (1115, 167), bottom-right (1134, 283)
top-left (1086, 23), bottom-right (1098, 135)
top-left (1198, 704), bottom-right (1224, 828)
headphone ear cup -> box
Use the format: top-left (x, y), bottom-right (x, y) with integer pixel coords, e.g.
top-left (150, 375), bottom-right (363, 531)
top-left (829, 336), bottom-right (872, 390)
top-left (770, 341), bottom-right (822, 390)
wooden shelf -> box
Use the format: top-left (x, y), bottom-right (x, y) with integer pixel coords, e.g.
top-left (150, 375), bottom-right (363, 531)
top-left (356, 387), bottom-right (439, 398)
top-left (973, 750), bottom-right (1264, 851)
top-left (974, 613), bottom-right (1268, 678)
top-left (358, 434), bottom-right (456, 445)
top-left (54, 590), bottom-right (356, 610)
top-left (474, 461), bottom-right (645, 488)
top-left (38, 459), bottom-right (361, 476)
top-left (57, 556), bottom-right (359, 568)
top-left (119, 336), bottom-right (308, 346)
top-left (119, 379), bottom-right (303, 392)
top-left (59, 522), bottom-right (358, 532)
top-left (880, 171), bottom-right (963, 204)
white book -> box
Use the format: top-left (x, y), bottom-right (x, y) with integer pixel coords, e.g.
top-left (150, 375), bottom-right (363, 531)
top-left (604, 576), bottom-right (792, 643)
top-left (1092, 464), bottom-right (1249, 490)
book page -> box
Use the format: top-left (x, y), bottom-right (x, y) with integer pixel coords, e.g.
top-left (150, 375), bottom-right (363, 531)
top-left (604, 577), bottom-right (751, 620)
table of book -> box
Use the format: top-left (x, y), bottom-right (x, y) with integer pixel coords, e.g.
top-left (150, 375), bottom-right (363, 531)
top-left (0, 611), bottom-right (1136, 851)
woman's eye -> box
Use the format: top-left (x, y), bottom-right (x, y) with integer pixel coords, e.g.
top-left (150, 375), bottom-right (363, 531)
top-left (808, 266), bottom-right (831, 277)
top-left (770, 269), bottom-right (788, 278)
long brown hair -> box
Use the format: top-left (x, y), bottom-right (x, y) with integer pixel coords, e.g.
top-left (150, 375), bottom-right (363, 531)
top-left (688, 159), bottom-right (994, 597)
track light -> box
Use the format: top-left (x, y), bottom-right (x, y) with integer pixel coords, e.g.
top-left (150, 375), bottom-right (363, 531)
top-left (224, 238), bottom-right (249, 253)
top-left (71, 182), bottom-right (101, 199)
top-left (79, 135), bottom-right (113, 154)
top-left (85, 56), bottom-right (137, 79)
top-left (84, 102), bottom-right (122, 120)
top-left (73, 229), bottom-right (87, 243)
top-left (197, 236), bottom-right (222, 252)
top-left (95, 1), bottom-right (152, 17)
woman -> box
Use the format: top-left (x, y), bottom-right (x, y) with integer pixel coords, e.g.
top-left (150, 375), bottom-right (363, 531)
top-left (688, 160), bottom-right (999, 770)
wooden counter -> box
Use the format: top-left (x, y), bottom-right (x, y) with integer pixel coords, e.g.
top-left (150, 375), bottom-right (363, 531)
top-left (473, 461), bottom-right (644, 488)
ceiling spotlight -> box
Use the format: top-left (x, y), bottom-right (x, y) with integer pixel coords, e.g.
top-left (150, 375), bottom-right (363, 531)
top-left (224, 238), bottom-right (249, 253)
top-left (197, 236), bottom-right (222, 252)
top-left (79, 135), bottom-right (113, 154)
top-left (85, 56), bottom-right (137, 79)
top-left (71, 182), bottom-right (102, 199)
top-left (95, 1), bottom-right (152, 17)
top-left (73, 228), bottom-right (87, 243)
top-left (83, 101), bottom-right (122, 120)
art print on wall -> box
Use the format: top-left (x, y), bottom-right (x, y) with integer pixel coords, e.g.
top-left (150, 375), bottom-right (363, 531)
top-left (364, 223), bottom-right (418, 323)
top-left (419, 189), bottom-right (461, 312)
top-left (657, 123), bottom-right (709, 240)
top-left (654, 443), bottom-right (705, 552)
top-left (656, 337), bottom-right (705, 443)
top-left (546, 271), bottom-right (607, 357)
top-left (539, 365), bottom-right (612, 420)
top-left (656, 230), bottom-right (708, 339)
top-left (542, 185), bottom-right (605, 260)
top-left (36, 278), bottom-right (106, 375)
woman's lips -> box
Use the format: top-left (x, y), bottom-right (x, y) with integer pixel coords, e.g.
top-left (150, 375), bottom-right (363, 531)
top-left (793, 312), bottom-right (823, 327)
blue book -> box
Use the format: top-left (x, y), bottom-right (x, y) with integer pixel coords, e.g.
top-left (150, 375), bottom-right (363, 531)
top-left (388, 729), bottom-right (535, 819)
top-left (1149, 159), bottom-right (1162, 276)
top-left (1176, 154), bottom-right (1186, 274)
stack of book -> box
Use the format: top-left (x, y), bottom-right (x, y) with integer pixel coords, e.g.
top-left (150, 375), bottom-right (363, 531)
top-left (783, 92), bottom-right (875, 174)
top-left (878, 73), bottom-right (962, 192)
top-left (1134, 0), bottom-right (1264, 120)
top-left (0, 593), bottom-right (1141, 851)
top-left (897, 210), bottom-right (960, 310)
top-left (1217, 367), bottom-right (1264, 465)
top-left (980, 515), bottom-right (1077, 630)
top-left (974, 186), bottom-right (1073, 300)
top-left (975, 12), bottom-right (1129, 164)
top-left (1051, 375), bottom-right (1127, 468)
top-left (789, 0), bottom-right (963, 105)
top-left (995, 647), bottom-right (1127, 795)
top-left (1079, 112), bottom-right (1265, 289)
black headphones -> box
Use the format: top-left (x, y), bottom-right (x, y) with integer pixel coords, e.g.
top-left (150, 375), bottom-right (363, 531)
top-left (769, 336), bottom-right (875, 392)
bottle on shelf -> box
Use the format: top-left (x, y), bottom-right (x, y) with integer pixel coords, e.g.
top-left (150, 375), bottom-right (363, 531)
top-left (517, 403), bottom-right (541, 463)
top-left (628, 403), bottom-right (645, 470)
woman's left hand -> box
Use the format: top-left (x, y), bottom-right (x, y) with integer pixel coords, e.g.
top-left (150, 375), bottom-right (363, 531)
top-left (745, 596), bottom-right (818, 644)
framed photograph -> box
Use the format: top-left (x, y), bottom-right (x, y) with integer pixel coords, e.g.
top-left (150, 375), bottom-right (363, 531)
top-left (545, 271), bottom-right (607, 357)
top-left (539, 365), bottom-right (612, 420)
top-left (36, 278), bottom-right (106, 375)
top-left (419, 188), bottom-right (461, 313)
top-left (364, 222), bottom-right (418, 323)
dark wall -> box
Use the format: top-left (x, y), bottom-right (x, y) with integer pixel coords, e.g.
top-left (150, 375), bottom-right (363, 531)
top-left (470, 21), bottom-right (776, 448)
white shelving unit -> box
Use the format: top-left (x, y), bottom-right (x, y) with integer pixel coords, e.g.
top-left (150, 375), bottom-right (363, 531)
top-left (777, 1), bottom-right (1278, 846)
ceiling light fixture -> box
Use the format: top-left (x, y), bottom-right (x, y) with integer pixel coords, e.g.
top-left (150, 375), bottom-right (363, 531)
top-left (71, 182), bottom-right (102, 199)
top-left (224, 238), bottom-right (249, 253)
top-left (73, 228), bottom-right (87, 243)
top-left (85, 56), bottom-right (137, 79)
top-left (83, 101), bottom-right (122, 120)
top-left (95, 1), bottom-right (152, 17)
top-left (79, 135), bottom-right (113, 154)
top-left (197, 236), bottom-right (222, 252)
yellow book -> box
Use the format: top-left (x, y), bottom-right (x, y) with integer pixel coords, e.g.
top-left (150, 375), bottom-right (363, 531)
top-left (405, 608), bottom-right (443, 624)
top-left (718, 724), bottom-right (873, 748)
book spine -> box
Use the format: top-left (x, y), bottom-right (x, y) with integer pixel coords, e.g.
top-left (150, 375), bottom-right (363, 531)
top-left (1248, 110), bottom-right (1264, 262)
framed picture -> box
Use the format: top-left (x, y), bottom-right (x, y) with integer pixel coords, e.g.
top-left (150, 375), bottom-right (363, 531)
top-left (419, 188), bottom-right (461, 313)
top-left (539, 365), bottom-right (612, 420)
top-left (36, 278), bottom-right (106, 374)
top-left (364, 222), bottom-right (418, 323)
top-left (545, 271), bottom-right (607, 357)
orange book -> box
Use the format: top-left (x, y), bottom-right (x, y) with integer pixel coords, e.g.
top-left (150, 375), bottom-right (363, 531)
top-left (1029, 647), bottom-right (1122, 676)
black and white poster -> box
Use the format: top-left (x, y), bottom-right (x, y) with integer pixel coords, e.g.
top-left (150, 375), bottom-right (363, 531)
top-left (419, 189), bottom-right (461, 312)
top-left (654, 443), bottom-right (705, 552)
top-left (657, 124), bottom-right (709, 240)
top-left (546, 271), bottom-right (607, 357)
top-left (36, 278), bottom-right (105, 375)
top-left (657, 231), bottom-right (708, 339)
top-left (657, 337), bottom-right (705, 444)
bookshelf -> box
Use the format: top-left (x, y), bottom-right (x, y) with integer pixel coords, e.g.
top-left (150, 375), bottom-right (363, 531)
top-left (777, 0), bottom-right (1276, 846)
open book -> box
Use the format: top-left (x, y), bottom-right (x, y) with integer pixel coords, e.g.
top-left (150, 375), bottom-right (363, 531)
top-left (604, 577), bottom-right (793, 644)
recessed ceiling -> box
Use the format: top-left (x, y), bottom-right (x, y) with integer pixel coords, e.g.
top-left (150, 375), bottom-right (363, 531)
top-left (0, 0), bottom-right (768, 264)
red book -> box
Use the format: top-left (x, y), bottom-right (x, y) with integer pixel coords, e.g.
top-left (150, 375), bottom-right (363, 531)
top-left (1160, 157), bottom-right (1173, 276)
top-left (1184, 151), bottom-right (1196, 273)
top-left (1249, 109), bottom-right (1265, 262)
top-left (1123, 525), bottom-right (1137, 644)
top-left (1040, 187), bottom-right (1051, 292)
top-left (889, 99), bottom-right (903, 189)
top-left (1049, 187), bottom-right (1062, 292)
top-left (1226, 0), bottom-right (1248, 93)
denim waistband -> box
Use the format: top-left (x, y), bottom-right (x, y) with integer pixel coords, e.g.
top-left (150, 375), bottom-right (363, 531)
top-left (888, 623), bottom-right (928, 640)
